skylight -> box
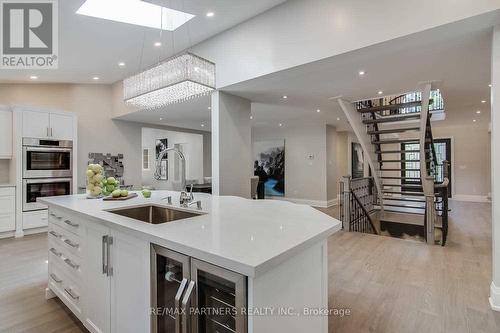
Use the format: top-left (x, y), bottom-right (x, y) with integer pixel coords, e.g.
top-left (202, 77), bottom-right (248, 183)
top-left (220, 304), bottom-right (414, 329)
top-left (76, 0), bottom-right (195, 31)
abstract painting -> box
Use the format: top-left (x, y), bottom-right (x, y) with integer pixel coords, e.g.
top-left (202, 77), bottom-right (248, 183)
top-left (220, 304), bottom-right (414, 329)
top-left (155, 138), bottom-right (168, 180)
top-left (351, 142), bottom-right (364, 179)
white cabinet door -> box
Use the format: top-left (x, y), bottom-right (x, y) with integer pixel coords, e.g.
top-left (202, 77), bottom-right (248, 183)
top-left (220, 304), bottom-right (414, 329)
top-left (49, 113), bottom-right (73, 140)
top-left (110, 230), bottom-right (150, 333)
top-left (84, 221), bottom-right (111, 333)
top-left (22, 111), bottom-right (50, 138)
top-left (0, 109), bottom-right (12, 158)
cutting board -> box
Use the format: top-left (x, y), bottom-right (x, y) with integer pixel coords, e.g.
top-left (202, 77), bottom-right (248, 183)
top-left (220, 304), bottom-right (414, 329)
top-left (103, 193), bottom-right (138, 201)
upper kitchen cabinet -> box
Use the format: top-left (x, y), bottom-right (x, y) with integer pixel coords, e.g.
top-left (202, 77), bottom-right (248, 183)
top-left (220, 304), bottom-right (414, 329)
top-left (0, 107), bottom-right (13, 159)
top-left (49, 113), bottom-right (74, 141)
top-left (22, 110), bottom-right (74, 140)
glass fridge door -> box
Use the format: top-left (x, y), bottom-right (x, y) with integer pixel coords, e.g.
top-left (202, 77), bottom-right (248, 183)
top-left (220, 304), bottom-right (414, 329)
top-left (190, 259), bottom-right (247, 333)
top-left (151, 245), bottom-right (191, 333)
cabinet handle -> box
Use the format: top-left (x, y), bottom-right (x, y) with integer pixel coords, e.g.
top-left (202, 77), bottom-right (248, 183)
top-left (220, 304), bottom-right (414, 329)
top-left (64, 220), bottom-right (79, 228)
top-left (106, 236), bottom-right (113, 277)
top-left (47, 127), bottom-right (49, 137)
top-left (49, 230), bottom-right (62, 238)
top-left (102, 235), bottom-right (108, 275)
top-left (175, 278), bottom-right (188, 333)
top-left (50, 273), bottom-right (62, 283)
top-left (64, 239), bottom-right (79, 248)
top-left (49, 247), bottom-right (62, 257)
top-left (181, 280), bottom-right (196, 333)
top-left (64, 288), bottom-right (80, 300)
top-left (64, 258), bottom-right (80, 270)
top-left (50, 128), bottom-right (53, 137)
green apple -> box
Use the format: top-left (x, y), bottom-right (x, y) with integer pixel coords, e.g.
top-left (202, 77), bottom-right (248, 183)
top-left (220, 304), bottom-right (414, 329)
top-left (93, 174), bottom-right (104, 184)
top-left (142, 189), bottom-right (151, 198)
top-left (91, 186), bottom-right (102, 196)
top-left (86, 169), bottom-right (94, 178)
top-left (106, 184), bottom-right (115, 192)
top-left (107, 177), bottom-right (116, 185)
top-left (87, 183), bottom-right (94, 191)
top-left (112, 189), bottom-right (121, 198)
top-left (120, 190), bottom-right (128, 197)
top-left (102, 179), bottom-right (108, 186)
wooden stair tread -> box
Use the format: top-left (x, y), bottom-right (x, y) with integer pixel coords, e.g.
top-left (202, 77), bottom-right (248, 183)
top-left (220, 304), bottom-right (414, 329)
top-left (362, 114), bottom-right (421, 124)
top-left (357, 101), bottom-right (422, 113)
top-left (367, 127), bottom-right (420, 135)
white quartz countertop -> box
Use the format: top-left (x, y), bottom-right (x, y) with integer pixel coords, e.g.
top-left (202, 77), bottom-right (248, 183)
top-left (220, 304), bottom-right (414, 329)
top-left (39, 191), bottom-right (341, 277)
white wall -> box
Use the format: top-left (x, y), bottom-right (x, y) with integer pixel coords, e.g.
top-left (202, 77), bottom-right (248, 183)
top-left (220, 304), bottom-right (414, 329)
top-left (0, 84), bottom-right (211, 189)
top-left (212, 92), bottom-right (252, 198)
top-left (326, 125), bottom-right (338, 203)
top-left (141, 127), bottom-right (204, 190)
top-left (252, 122), bottom-right (328, 205)
top-left (193, 0), bottom-right (500, 88)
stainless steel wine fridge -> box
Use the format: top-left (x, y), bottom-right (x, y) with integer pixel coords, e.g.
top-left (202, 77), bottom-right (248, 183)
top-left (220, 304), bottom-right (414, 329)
top-left (151, 245), bottom-right (247, 333)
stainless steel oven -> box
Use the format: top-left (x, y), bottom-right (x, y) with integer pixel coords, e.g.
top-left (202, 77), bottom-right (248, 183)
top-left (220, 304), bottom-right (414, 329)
top-left (22, 178), bottom-right (73, 211)
top-left (23, 138), bottom-right (73, 179)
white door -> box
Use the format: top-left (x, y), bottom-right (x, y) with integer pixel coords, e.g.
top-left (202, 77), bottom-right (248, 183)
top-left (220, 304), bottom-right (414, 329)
top-left (49, 113), bottom-right (74, 140)
top-left (22, 111), bottom-right (50, 138)
top-left (110, 230), bottom-right (150, 333)
top-left (0, 109), bottom-right (12, 158)
top-left (84, 221), bottom-right (111, 333)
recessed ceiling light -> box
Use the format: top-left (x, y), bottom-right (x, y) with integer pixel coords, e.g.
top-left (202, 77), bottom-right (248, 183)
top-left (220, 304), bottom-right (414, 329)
top-left (476, 110), bottom-right (481, 114)
top-left (473, 119), bottom-right (477, 122)
top-left (201, 124), bottom-right (205, 127)
top-left (76, 0), bottom-right (195, 31)
top-left (336, 117), bottom-right (340, 121)
top-left (30, 75), bottom-right (38, 80)
top-left (358, 71), bottom-right (365, 76)
top-left (481, 100), bottom-right (486, 103)
top-left (489, 84), bottom-right (492, 88)
top-left (93, 76), bottom-right (100, 80)
top-left (250, 115), bottom-right (253, 120)
top-left (378, 91), bottom-right (383, 95)
top-left (282, 95), bottom-right (288, 99)
top-left (316, 109), bottom-right (321, 113)
top-left (279, 123), bottom-right (283, 127)
top-left (159, 117), bottom-right (163, 120)
top-left (208, 106), bottom-right (211, 110)
top-left (154, 41), bottom-right (162, 47)
top-left (206, 12), bottom-right (214, 17)
top-left (118, 62), bottom-right (125, 67)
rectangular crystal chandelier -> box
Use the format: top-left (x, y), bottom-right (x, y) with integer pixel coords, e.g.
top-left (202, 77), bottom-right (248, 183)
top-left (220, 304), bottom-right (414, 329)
top-left (123, 52), bottom-right (215, 110)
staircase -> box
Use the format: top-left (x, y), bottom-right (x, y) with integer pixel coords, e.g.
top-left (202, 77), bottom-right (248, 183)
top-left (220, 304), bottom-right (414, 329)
top-left (338, 84), bottom-right (449, 245)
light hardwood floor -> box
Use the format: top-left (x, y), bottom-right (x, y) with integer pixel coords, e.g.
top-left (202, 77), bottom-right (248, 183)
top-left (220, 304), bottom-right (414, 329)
top-left (1, 201), bottom-right (499, 332)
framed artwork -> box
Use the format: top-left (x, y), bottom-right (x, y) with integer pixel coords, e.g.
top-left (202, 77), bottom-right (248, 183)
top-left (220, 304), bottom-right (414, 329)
top-left (155, 138), bottom-right (168, 180)
top-left (253, 140), bottom-right (285, 197)
top-left (351, 142), bottom-right (364, 179)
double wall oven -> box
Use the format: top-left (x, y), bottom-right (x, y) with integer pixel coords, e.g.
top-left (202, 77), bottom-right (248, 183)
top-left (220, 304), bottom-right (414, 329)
top-left (22, 138), bottom-right (73, 211)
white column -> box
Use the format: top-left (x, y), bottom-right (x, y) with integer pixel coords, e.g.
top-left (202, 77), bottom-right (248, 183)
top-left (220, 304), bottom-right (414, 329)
top-left (490, 25), bottom-right (500, 311)
top-left (211, 91), bottom-right (252, 198)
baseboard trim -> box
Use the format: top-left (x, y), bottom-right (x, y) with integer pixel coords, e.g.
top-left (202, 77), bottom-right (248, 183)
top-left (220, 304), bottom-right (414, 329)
top-left (268, 197), bottom-right (338, 208)
top-left (490, 281), bottom-right (500, 311)
top-left (451, 195), bottom-right (490, 203)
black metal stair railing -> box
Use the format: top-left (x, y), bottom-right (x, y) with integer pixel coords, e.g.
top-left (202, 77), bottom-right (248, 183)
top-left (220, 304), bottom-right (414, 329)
top-left (339, 177), bottom-right (378, 235)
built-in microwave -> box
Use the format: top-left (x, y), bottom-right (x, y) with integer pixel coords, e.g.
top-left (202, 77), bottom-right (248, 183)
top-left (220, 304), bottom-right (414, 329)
top-left (23, 138), bottom-right (73, 179)
top-left (22, 178), bottom-right (73, 212)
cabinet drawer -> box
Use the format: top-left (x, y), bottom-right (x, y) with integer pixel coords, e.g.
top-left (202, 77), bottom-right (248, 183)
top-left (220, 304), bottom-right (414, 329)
top-left (0, 196), bottom-right (15, 214)
top-left (49, 223), bottom-right (83, 258)
top-left (49, 262), bottom-right (83, 318)
top-left (23, 210), bottom-right (48, 229)
top-left (0, 214), bottom-right (15, 233)
top-left (48, 240), bottom-right (83, 282)
top-left (49, 208), bottom-right (83, 237)
top-left (0, 187), bottom-right (14, 197)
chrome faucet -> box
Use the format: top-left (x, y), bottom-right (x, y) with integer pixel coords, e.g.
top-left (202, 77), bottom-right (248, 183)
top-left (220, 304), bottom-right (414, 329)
top-left (155, 146), bottom-right (186, 193)
top-left (180, 184), bottom-right (195, 207)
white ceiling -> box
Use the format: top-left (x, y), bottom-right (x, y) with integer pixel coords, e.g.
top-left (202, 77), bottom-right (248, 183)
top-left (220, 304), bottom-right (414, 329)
top-left (0, 0), bottom-right (287, 84)
top-left (220, 11), bottom-right (497, 131)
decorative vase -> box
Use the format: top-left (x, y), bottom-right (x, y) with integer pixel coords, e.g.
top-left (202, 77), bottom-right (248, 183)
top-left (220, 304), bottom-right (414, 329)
top-left (86, 164), bottom-right (104, 199)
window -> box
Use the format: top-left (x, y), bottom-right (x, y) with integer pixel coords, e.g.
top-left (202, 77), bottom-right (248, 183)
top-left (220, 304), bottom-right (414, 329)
top-left (142, 148), bottom-right (150, 170)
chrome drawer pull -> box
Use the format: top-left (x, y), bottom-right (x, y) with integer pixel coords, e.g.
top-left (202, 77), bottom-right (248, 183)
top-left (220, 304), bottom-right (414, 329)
top-left (64, 288), bottom-right (80, 300)
top-left (64, 258), bottom-right (80, 270)
top-left (49, 230), bottom-right (62, 238)
top-left (49, 248), bottom-right (62, 257)
top-left (50, 273), bottom-right (62, 283)
top-left (64, 220), bottom-right (79, 227)
top-left (64, 239), bottom-right (79, 248)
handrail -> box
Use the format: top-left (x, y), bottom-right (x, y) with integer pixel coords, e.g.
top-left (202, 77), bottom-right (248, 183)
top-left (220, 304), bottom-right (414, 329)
top-left (351, 190), bottom-right (378, 235)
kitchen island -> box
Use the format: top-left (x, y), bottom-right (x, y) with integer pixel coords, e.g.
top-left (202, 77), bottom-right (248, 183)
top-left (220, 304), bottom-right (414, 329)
top-left (39, 191), bottom-right (341, 333)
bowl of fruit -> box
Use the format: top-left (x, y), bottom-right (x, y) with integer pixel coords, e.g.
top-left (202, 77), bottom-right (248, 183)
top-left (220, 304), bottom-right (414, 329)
top-left (86, 164), bottom-right (105, 199)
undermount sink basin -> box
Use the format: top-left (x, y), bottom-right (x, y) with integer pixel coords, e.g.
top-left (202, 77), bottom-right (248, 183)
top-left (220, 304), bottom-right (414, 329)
top-left (106, 205), bottom-right (202, 224)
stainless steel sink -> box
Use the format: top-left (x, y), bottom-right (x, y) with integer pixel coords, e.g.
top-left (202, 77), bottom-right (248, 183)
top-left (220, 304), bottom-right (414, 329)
top-left (106, 205), bottom-right (202, 224)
